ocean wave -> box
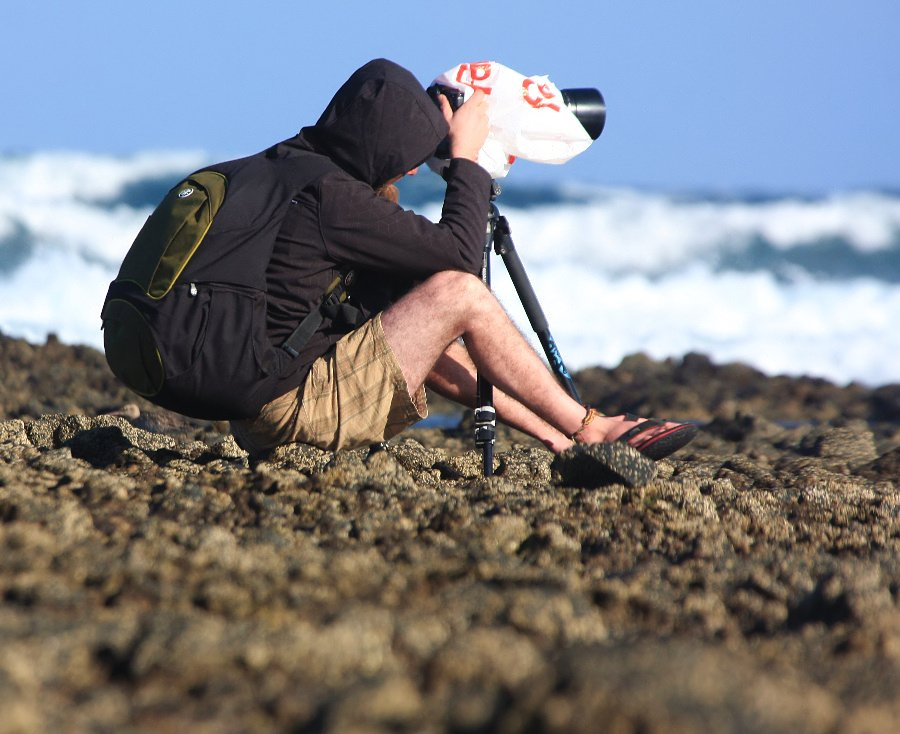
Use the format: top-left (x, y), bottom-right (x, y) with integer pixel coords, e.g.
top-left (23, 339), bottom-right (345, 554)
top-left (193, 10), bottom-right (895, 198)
top-left (2, 150), bottom-right (899, 386)
top-left (469, 188), bottom-right (900, 277)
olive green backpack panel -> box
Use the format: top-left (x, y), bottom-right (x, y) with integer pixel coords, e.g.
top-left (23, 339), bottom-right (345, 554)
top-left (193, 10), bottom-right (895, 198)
top-left (116, 171), bottom-right (227, 299)
top-left (102, 298), bottom-right (165, 396)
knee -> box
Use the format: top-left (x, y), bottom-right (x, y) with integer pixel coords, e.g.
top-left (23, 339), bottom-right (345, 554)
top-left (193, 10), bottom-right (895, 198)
top-left (407, 271), bottom-right (494, 328)
top-left (422, 270), bottom-right (486, 301)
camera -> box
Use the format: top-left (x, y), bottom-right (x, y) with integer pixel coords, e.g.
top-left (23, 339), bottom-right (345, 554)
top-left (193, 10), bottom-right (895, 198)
top-left (426, 82), bottom-right (606, 147)
top-left (427, 83), bottom-right (466, 114)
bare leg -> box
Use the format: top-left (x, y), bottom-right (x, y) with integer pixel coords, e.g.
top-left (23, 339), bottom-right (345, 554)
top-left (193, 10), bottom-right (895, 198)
top-left (381, 271), bottom-right (661, 452)
top-left (426, 340), bottom-right (567, 450)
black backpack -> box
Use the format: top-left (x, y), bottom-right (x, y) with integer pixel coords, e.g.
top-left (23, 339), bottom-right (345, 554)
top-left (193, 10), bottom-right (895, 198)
top-left (101, 142), bottom-right (356, 421)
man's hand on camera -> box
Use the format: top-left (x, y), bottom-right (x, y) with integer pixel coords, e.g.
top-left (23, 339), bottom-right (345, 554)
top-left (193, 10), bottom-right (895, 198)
top-left (439, 89), bottom-right (490, 163)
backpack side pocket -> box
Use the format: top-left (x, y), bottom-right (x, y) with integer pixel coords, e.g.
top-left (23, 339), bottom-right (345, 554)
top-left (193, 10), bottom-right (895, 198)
top-left (101, 297), bottom-right (165, 397)
top-left (156, 283), bottom-right (283, 420)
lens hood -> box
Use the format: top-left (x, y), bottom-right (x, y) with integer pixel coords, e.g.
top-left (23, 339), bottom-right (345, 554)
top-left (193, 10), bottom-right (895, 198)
top-left (560, 88), bottom-right (606, 140)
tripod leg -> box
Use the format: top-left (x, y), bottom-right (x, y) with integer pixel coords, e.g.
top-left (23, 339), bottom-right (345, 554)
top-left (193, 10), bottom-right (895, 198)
top-left (493, 216), bottom-right (582, 403)
top-left (475, 203), bottom-right (498, 477)
top-left (474, 376), bottom-right (495, 476)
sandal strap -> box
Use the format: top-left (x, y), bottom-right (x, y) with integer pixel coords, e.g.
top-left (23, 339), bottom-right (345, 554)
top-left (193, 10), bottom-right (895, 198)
top-left (617, 418), bottom-right (665, 443)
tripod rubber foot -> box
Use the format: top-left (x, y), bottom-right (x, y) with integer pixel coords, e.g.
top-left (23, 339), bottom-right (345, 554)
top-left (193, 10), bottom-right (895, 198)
top-left (551, 441), bottom-right (658, 489)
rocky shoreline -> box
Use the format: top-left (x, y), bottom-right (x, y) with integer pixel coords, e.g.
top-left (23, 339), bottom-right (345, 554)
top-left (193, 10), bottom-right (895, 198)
top-left (1, 332), bottom-right (898, 733)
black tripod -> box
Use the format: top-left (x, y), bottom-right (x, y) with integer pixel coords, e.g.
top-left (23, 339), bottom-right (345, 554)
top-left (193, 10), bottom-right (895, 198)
top-left (473, 182), bottom-right (582, 476)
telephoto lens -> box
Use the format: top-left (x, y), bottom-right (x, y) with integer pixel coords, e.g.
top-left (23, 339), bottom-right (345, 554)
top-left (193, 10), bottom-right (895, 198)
top-left (560, 88), bottom-right (606, 140)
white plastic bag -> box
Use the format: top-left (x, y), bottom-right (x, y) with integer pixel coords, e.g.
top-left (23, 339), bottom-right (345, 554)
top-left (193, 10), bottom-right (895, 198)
top-left (429, 61), bottom-right (595, 179)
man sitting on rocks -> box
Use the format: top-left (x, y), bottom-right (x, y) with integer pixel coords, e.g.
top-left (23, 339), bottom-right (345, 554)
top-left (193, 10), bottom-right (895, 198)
top-left (229, 58), bottom-right (696, 464)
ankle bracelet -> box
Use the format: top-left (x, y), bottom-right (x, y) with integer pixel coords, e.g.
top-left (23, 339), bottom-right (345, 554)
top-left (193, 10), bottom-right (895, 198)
top-left (570, 406), bottom-right (601, 443)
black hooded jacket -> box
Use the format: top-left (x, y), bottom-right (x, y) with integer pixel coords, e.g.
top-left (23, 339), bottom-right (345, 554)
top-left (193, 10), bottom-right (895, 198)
top-left (265, 59), bottom-right (492, 396)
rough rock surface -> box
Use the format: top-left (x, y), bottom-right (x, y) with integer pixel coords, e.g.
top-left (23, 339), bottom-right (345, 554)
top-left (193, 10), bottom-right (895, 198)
top-left (1, 332), bottom-right (899, 733)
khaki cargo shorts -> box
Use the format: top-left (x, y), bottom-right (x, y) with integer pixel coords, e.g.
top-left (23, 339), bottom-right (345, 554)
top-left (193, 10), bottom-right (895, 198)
top-left (231, 314), bottom-right (427, 454)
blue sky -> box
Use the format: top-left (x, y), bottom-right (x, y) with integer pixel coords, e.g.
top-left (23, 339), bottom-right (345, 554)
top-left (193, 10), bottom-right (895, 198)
top-left (1, 0), bottom-right (897, 193)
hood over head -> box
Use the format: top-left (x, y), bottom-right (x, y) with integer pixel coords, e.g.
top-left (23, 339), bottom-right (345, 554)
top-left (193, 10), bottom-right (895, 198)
top-left (299, 59), bottom-right (449, 188)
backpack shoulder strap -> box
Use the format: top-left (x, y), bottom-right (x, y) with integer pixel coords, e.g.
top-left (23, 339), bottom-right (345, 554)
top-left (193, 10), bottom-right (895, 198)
top-left (281, 271), bottom-right (364, 358)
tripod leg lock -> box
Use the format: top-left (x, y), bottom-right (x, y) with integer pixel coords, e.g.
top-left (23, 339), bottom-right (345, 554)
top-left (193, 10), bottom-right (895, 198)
top-left (473, 406), bottom-right (496, 447)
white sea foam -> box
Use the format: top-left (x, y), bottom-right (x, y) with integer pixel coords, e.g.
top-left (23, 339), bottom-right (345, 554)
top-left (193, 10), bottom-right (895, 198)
top-left (0, 150), bottom-right (207, 203)
top-left (491, 265), bottom-right (900, 387)
top-left (2, 152), bottom-right (899, 386)
top-left (480, 189), bottom-right (900, 276)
